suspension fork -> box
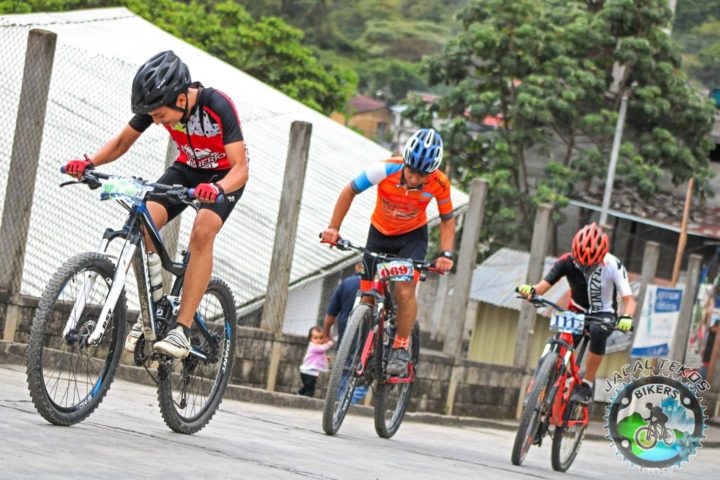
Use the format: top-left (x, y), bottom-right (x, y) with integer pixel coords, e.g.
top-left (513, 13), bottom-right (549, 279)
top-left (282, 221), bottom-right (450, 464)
top-left (87, 239), bottom-right (138, 345)
top-left (356, 303), bottom-right (380, 376)
top-left (63, 237), bottom-right (112, 338)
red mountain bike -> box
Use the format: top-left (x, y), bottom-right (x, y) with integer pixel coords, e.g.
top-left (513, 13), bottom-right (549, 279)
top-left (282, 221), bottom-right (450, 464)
top-left (321, 239), bottom-right (442, 438)
top-left (511, 294), bottom-right (630, 471)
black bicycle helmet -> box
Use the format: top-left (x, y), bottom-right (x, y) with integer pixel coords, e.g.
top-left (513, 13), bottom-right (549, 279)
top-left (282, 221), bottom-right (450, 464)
top-left (131, 50), bottom-right (191, 115)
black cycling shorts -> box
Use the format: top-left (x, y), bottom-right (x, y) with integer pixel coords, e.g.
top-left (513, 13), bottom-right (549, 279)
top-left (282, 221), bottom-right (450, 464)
top-left (153, 163), bottom-right (244, 224)
top-left (572, 311), bottom-right (616, 356)
top-left (361, 224), bottom-right (428, 282)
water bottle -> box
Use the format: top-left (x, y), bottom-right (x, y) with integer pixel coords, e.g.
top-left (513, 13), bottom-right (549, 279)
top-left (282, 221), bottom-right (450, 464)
top-left (147, 252), bottom-right (164, 303)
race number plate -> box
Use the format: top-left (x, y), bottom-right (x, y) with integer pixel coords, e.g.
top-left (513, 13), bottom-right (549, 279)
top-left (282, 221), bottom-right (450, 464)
top-left (550, 312), bottom-right (585, 334)
top-left (100, 177), bottom-right (151, 205)
top-left (376, 259), bottom-right (414, 282)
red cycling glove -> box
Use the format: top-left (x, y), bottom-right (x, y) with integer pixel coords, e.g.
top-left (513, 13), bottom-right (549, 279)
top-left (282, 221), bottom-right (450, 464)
top-left (194, 183), bottom-right (224, 203)
top-left (64, 159), bottom-right (93, 176)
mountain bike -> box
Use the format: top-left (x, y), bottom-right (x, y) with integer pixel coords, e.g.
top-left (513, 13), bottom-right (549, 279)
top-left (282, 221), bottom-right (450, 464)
top-left (321, 239), bottom-right (442, 439)
top-left (26, 168), bottom-right (236, 434)
top-left (510, 294), bottom-right (630, 471)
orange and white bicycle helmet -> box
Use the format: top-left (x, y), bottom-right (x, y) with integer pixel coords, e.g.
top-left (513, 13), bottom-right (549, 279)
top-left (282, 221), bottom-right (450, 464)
top-left (572, 222), bottom-right (608, 267)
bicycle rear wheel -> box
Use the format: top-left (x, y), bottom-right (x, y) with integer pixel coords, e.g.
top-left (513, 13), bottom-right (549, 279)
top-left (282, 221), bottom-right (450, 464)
top-left (374, 323), bottom-right (419, 439)
top-left (26, 252), bottom-right (126, 426)
top-left (511, 351), bottom-right (557, 466)
top-left (551, 397), bottom-right (592, 472)
top-left (157, 277), bottom-right (236, 434)
top-left (322, 304), bottom-right (372, 435)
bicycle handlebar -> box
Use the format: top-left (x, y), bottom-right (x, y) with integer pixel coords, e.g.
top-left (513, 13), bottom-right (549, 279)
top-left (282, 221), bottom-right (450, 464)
top-left (514, 289), bottom-right (632, 332)
top-left (60, 167), bottom-right (224, 203)
top-left (320, 237), bottom-right (444, 275)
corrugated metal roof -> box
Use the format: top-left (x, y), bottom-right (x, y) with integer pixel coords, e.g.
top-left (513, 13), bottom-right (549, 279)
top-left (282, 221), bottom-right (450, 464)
top-left (0, 8), bottom-right (469, 309)
top-left (469, 248), bottom-right (570, 312)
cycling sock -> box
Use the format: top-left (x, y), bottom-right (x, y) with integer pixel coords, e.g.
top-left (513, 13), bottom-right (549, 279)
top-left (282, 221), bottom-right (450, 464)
top-left (581, 379), bottom-right (593, 388)
top-left (393, 336), bottom-right (409, 350)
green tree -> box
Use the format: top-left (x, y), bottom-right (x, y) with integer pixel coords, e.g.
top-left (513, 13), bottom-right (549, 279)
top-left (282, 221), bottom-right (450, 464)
top-left (673, 0), bottom-right (719, 33)
top-left (407, 0), bottom-right (715, 252)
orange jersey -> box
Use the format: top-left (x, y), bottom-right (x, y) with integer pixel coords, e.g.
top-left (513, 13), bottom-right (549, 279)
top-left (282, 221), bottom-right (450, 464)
top-left (350, 158), bottom-right (454, 236)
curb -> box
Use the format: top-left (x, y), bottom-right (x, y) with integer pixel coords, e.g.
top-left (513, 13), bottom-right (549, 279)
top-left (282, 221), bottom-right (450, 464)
top-left (3, 340), bottom-right (719, 447)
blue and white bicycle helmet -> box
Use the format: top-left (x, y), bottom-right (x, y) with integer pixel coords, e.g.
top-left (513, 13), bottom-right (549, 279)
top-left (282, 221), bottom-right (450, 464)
top-left (402, 128), bottom-right (443, 174)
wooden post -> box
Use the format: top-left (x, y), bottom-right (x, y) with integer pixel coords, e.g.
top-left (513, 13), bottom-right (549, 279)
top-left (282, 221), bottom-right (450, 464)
top-left (443, 179), bottom-right (488, 360)
top-left (260, 121), bottom-right (313, 390)
top-left (0, 29), bottom-right (57, 296)
top-left (0, 30), bottom-right (57, 341)
top-left (513, 204), bottom-right (553, 369)
top-left (442, 179), bottom-right (487, 415)
top-left (636, 241), bottom-right (661, 320)
top-left (671, 178), bottom-right (695, 287)
top-left (669, 254), bottom-right (702, 362)
top-left (260, 121), bottom-right (313, 333)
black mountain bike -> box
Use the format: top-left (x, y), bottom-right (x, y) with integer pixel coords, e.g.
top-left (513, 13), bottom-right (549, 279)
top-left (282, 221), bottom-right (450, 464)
top-left (26, 169), bottom-right (236, 434)
top-left (321, 239), bottom-right (442, 438)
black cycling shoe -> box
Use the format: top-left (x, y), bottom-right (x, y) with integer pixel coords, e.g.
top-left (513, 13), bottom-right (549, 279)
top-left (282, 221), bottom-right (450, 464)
top-left (570, 381), bottom-right (594, 405)
top-left (386, 348), bottom-right (410, 377)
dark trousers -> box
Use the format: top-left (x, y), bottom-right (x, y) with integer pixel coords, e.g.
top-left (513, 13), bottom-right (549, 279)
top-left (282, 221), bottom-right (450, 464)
top-left (298, 373), bottom-right (317, 397)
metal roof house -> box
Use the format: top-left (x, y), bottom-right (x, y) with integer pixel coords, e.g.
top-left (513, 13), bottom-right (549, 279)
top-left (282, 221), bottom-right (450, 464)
top-left (0, 8), bottom-right (468, 335)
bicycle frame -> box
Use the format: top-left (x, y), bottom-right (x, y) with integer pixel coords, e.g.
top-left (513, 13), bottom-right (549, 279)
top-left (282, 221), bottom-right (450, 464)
top-left (544, 332), bottom-right (590, 428)
top-left (354, 279), bottom-right (415, 385)
top-left (61, 178), bottom-right (219, 361)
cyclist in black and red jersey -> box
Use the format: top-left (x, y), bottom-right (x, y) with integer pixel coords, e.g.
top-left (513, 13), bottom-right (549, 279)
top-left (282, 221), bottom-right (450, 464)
top-left (62, 50), bottom-right (249, 359)
top-left (517, 223), bottom-right (636, 404)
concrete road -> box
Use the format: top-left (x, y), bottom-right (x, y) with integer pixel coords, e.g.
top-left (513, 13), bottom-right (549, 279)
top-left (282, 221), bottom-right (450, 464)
top-left (0, 364), bottom-right (717, 479)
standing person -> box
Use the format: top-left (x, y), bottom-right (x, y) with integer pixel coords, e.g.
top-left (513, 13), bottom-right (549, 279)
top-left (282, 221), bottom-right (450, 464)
top-left (321, 263), bottom-right (368, 402)
top-left (298, 327), bottom-right (334, 397)
top-left (321, 128), bottom-right (456, 376)
top-left (62, 50), bottom-right (249, 359)
top-left (321, 263), bottom-right (362, 343)
top-left (517, 223), bottom-right (637, 404)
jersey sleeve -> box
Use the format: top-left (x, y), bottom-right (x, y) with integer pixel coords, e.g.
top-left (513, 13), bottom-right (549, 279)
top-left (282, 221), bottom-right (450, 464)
top-left (544, 255), bottom-right (571, 285)
top-left (434, 172), bottom-right (454, 220)
top-left (611, 257), bottom-right (633, 297)
top-left (350, 160), bottom-right (404, 194)
top-left (129, 114), bottom-right (153, 133)
top-left (207, 90), bottom-right (244, 144)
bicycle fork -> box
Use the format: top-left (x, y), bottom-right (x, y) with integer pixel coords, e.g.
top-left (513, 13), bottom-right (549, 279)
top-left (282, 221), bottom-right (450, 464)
top-left (86, 243), bottom-right (136, 345)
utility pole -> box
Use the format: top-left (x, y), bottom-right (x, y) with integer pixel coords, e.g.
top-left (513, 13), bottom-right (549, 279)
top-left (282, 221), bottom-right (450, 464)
top-left (599, 93), bottom-right (628, 226)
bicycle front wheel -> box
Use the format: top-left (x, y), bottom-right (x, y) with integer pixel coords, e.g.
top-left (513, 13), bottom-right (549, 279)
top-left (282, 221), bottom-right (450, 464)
top-left (634, 425), bottom-right (658, 450)
top-left (511, 351), bottom-right (557, 466)
top-left (26, 252), bottom-right (126, 426)
top-left (322, 304), bottom-right (372, 435)
top-left (374, 322), bottom-right (420, 439)
top-left (157, 277), bottom-right (237, 434)
top-left (551, 397), bottom-right (591, 472)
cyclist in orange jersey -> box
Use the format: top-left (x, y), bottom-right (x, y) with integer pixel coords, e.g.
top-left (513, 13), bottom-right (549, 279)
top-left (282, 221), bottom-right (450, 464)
top-left (321, 128), bottom-right (456, 376)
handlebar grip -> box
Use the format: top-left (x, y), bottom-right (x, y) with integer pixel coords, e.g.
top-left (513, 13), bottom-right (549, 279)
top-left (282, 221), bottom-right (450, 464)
top-left (187, 188), bottom-right (224, 203)
top-left (60, 165), bottom-right (66, 174)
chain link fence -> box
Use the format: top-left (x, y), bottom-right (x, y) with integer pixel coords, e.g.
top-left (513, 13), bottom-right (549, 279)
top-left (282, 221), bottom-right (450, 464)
top-left (0, 10), bottom-right (427, 337)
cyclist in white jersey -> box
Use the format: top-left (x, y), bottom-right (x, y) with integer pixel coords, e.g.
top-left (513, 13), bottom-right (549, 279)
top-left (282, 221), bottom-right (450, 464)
top-left (517, 223), bottom-right (637, 404)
